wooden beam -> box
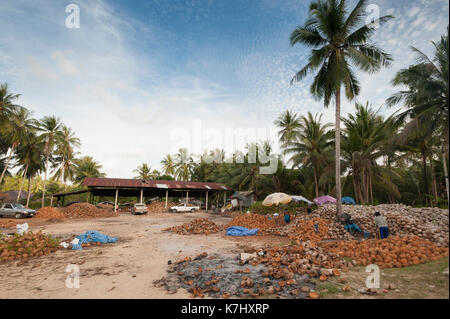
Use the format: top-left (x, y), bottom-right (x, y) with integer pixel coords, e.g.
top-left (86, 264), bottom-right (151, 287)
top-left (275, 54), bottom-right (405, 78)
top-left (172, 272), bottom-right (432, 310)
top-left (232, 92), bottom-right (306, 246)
top-left (114, 189), bottom-right (118, 212)
top-left (140, 188), bottom-right (143, 203)
top-left (165, 190), bottom-right (168, 209)
top-left (205, 191), bottom-right (208, 212)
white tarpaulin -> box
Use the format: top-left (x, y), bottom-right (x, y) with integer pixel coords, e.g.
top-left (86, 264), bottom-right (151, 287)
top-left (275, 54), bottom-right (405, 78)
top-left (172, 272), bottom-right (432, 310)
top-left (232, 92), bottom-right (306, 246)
top-left (290, 195), bottom-right (314, 205)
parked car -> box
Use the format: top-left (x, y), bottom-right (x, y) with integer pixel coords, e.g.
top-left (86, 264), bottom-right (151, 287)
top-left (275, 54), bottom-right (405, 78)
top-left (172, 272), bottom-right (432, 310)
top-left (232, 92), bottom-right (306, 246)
top-left (0, 203), bottom-right (36, 219)
top-left (131, 203), bottom-right (148, 215)
top-left (169, 203), bottom-right (200, 213)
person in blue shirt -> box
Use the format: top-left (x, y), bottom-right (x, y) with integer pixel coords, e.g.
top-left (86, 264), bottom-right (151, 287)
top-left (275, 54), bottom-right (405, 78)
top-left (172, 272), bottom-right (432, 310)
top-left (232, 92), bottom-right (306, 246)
top-left (284, 211), bottom-right (291, 224)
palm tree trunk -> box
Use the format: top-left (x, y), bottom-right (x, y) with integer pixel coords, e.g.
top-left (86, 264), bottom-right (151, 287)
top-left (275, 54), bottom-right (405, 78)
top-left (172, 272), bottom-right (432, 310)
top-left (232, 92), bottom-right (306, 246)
top-left (17, 164), bottom-right (29, 203)
top-left (387, 161), bottom-right (393, 204)
top-left (335, 87), bottom-right (342, 215)
top-left (422, 151), bottom-right (429, 205)
top-left (313, 163), bottom-right (319, 198)
top-left (361, 168), bottom-right (368, 204)
top-left (26, 176), bottom-right (32, 208)
top-left (442, 144), bottom-right (449, 205)
top-left (352, 175), bottom-right (360, 203)
top-left (60, 156), bottom-right (65, 185)
top-left (430, 155), bottom-right (438, 205)
top-left (41, 151), bottom-right (50, 207)
top-left (0, 145), bottom-right (16, 184)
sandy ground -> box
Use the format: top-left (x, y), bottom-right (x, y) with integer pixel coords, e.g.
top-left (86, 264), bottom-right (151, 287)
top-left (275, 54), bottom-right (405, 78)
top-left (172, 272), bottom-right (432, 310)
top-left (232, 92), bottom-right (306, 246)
top-left (0, 212), bottom-right (286, 299)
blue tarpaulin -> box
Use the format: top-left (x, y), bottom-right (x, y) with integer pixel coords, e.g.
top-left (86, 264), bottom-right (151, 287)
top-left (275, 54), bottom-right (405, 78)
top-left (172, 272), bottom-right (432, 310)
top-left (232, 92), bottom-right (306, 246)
top-left (72, 230), bottom-right (118, 250)
top-left (226, 226), bottom-right (259, 236)
top-left (342, 196), bottom-right (357, 205)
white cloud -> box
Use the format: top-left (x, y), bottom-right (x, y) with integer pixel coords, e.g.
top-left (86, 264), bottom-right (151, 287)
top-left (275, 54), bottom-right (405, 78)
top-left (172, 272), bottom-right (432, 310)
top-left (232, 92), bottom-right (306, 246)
top-left (52, 51), bottom-right (82, 76)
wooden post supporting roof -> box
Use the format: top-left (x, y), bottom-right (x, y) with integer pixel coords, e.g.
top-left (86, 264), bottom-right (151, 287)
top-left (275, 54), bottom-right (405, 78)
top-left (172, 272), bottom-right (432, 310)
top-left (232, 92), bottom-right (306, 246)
top-left (205, 191), bottom-right (208, 212)
top-left (114, 189), bottom-right (118, 212)
top-left (50, 196), bottom-right (53, 207)
top-left (165, 190), bottom-right (168, 209)
top-left (140, 188), bottom-right (143, 203)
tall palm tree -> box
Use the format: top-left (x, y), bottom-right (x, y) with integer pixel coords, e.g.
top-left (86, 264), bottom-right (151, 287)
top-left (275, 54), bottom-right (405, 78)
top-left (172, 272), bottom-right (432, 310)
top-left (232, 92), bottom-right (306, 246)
top-left (387, 26), bottom-right (449, 203)
top-left (282, 112), bottom-right (333, 197)
top-left (387, 26), bottom-right (449, 144)
top-left (14, 131), bottom-right (45, 203)
top-left (399, 117), bottom-right (438, 205)
top-left (342, 102), bottom-right (397, 204)
top-left (274, 110), bottom-right (301, 145)
top-left (134, 163), bottom-right (152, 179)
top-left (38, 116), bottom-right (63, 207)
top-left (73, 156), bottom-right (106, 184)
top-left (174, 148), bottom-right (195, 181)
top-left (0, 83), bottom-right (20, 124)
top-left (52, 126), bottom-right (80, 187)
top-left (0, 107), bottom-right (37, 185)
top-left (290, 0), bottom-right (393, 214)
top-left (161, 154), bottom-right (176, 176)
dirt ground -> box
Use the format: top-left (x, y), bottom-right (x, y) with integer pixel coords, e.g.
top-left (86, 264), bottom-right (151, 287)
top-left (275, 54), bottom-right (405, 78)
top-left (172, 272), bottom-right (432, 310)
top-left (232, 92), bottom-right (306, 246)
top-left (0, 212), bottom-right (288, 299)
top-left (0, 212), bottom-right (448, 299)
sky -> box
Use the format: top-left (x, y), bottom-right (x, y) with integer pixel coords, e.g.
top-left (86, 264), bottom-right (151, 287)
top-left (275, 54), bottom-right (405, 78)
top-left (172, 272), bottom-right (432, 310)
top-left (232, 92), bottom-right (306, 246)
top-left (0, 0), bottom-right (449, 178)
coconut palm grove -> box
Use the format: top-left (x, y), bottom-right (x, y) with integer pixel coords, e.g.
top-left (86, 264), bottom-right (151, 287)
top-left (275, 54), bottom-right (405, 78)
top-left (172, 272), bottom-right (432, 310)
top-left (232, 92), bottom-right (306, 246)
top-left (1, 4), bottom-right (448, 210)
top-left (0, 0), bottom-right (449, 304)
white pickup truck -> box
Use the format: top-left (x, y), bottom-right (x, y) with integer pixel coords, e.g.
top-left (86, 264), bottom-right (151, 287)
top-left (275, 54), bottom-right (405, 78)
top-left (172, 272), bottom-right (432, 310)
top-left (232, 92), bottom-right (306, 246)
top-left (169, 203), bottom-right (200, 213)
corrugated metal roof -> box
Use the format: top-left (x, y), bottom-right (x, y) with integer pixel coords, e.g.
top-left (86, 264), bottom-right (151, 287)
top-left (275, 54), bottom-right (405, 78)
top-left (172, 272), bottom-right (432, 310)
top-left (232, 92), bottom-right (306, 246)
top-left (82, 177), bottom-right (229, 190)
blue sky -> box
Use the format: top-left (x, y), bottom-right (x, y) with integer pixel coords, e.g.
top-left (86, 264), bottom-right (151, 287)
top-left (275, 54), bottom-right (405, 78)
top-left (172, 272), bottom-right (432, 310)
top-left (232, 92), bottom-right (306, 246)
top-left (1, 0), bottom-right (449, 177)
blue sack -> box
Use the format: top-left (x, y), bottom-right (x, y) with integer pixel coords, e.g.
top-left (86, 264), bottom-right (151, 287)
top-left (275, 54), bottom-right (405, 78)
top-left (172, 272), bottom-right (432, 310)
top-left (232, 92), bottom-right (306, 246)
top-left (72, 230), bottom-right (118, 250)
top-left (226, 226), bottom-right (259, 236)
top-left (342, 197), bottom-right (357, 205)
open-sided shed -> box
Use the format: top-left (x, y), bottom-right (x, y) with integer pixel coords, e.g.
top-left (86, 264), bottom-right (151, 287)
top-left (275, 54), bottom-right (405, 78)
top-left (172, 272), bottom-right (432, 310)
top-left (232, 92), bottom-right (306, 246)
top-left (52, 177), bottom-right (231, 212)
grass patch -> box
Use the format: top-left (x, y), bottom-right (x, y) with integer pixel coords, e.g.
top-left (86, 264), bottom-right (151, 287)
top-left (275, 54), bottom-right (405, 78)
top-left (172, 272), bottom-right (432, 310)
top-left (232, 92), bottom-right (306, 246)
top-left (318, 257), bottom-right (449, 299)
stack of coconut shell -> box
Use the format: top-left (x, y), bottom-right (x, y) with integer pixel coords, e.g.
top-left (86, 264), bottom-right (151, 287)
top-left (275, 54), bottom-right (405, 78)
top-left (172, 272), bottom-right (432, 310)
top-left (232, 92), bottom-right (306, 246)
top-left (96, 203), bottom-right (114, 210)
top-left (0, 219), bottom-right (20, 228)
top-left (147, 201), bottom-right (177, 213)
top-left (264, 215), bottom-right (355, 241)
top-left (0, 231), bottom-right (60, 262)
top-left (36, 207), bottom-right (65, 219)
top-left (59, 203), bottom-right (119, 219)
top-left (320, 235), bottom-right (449, 268)
top-left (164, 218), bottom-right (222, 235)
top-left (253, 241), bottom-right (350, 279)
top-left (226, 213), bottom-right (280, 231)
top-left (317, 204), bottom-right (449, 246)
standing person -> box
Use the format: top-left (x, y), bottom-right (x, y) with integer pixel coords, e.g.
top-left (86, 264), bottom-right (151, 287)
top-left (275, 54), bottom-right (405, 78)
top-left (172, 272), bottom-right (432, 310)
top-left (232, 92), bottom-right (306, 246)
top-left (284, 211), bottom-right (291, 224)
top-left (374, 212), bottom-right (389, 239)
